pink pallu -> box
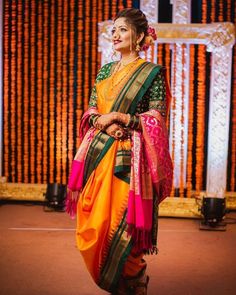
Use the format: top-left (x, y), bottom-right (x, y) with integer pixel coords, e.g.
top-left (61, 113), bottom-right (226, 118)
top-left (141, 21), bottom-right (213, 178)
top-left (127, 109), bottom-right (173, 251)
top-left (65, 108), bottom-right (98, 218)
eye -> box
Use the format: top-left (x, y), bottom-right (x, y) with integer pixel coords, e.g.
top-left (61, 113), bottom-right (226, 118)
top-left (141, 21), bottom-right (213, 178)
top-left (111, 29), bottom-right (116, 35)
top-left (120, 28), bottom-right (127, 32)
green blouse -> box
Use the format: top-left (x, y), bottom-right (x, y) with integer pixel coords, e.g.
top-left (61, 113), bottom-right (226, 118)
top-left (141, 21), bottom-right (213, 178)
top-left (88, 61), bottom-right (167, 126)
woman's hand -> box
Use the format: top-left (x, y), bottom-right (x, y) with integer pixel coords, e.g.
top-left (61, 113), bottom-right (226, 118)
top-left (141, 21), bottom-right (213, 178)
top-left (105, 123), bottom-right (128, 140)
top-left (95, 112), bottom-right (118, 130)
top-left (115, 112), bottom-right (130, 126)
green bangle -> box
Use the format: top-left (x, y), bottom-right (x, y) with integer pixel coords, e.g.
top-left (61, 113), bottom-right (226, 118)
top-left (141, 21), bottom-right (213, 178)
top-left (133, 116), bottom-right (140, 129)
top-left (129, 116), bottom-right (135, 129)
top-left (89, 114), bottom-right (100, 128)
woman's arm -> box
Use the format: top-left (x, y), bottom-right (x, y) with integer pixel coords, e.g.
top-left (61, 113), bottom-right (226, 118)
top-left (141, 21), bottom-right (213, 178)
top-left (147, 69), bottom-right (167, 119)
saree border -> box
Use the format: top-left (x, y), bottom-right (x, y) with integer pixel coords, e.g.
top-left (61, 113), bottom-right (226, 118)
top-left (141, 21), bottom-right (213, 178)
top-left (83, 133), bottom-right (115, 185)
top-left (98, 211), bottom-right (133, 292)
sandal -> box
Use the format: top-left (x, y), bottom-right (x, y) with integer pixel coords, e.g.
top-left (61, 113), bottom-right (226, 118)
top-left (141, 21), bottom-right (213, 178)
top-left (112, 270), bottom-right (149, 295)
top-left (124, 272), bottom-right (150, 295)
top-left (111, 276), bottom-right (132, 295)
top-left (134, 275), bottom-right (149, 295)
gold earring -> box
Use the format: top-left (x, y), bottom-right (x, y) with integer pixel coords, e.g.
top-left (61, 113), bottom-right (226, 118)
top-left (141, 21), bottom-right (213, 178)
top-left (136, 42), bottom-right (141, 52)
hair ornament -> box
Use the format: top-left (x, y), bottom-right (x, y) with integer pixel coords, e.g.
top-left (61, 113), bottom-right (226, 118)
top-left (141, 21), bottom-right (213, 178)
top-left (141, 26), bottom-right (157, 51)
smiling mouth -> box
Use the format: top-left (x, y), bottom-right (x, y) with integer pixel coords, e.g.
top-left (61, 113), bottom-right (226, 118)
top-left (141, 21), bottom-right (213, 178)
top-left (114, 40), bottom-right (121, 44)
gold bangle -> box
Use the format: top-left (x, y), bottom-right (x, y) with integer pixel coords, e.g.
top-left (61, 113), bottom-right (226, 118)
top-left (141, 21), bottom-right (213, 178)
top-left (125, 114), bottom-right (131, 127)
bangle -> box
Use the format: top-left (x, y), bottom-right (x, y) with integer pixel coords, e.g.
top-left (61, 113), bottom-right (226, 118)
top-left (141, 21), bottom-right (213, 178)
top-left (94, 115), bottom-right (103, 130)
top-left (133, 115), bottom-right (140, 129)
top-left (90, 114), bottom-right (100, 128)
top-left (127, 115), bottom-right (135, 129)
top-left (89, 114), bottom-right (98, 127)
top-left (125, 115), bottom-right (140, 129)
top-left (125, 114), bottom-right (131, 127)
top-left (93, 115), bottom-right (100, 126)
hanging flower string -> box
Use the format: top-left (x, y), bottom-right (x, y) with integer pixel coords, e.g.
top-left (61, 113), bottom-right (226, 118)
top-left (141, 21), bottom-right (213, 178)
top-left (186, 45), bottom-right (194, 198)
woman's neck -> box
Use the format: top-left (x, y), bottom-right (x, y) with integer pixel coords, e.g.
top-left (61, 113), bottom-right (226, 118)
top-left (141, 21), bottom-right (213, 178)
top-left (120, 51), bottom-right (140, 66)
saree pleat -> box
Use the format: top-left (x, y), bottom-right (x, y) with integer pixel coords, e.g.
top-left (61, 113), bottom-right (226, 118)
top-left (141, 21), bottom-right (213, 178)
top-left (76, 139), bottom-right (131, 283)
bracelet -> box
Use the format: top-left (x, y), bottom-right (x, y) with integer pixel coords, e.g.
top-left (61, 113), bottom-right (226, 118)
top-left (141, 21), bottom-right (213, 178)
top-left (89, 114), bottom-right (98, 127)
top-left (93, 115), bottom-right (103, 130)
top-left (127, 115), bottom-right (135, 129)
top-left (133, 115), bottom-right (141, 129)
top-left (125, 114), bottom-right (131, 127)
top-left (93, 115), bottom-right (100, 126)
top-left (125, 114), bottom-right (140, 130)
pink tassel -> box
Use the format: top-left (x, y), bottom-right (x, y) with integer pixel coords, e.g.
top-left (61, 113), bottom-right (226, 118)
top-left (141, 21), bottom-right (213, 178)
top-left (65, 190), bottom-right (79, 219)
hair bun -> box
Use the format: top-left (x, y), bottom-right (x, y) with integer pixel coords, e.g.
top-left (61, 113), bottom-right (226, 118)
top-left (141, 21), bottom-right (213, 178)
top-left (141, 26), bottom-right (157, 51)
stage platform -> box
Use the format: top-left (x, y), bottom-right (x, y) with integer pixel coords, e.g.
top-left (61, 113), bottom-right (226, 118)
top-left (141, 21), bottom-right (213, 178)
top-left (0, 203), bottom-right (236, 295)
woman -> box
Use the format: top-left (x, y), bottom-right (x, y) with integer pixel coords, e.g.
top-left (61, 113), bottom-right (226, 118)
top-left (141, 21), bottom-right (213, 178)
top-left (66, 8), bottom-right (173, 295)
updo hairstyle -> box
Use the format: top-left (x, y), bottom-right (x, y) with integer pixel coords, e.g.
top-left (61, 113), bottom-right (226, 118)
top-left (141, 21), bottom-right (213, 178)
top-left (114, 8), bottom-right (148, 48)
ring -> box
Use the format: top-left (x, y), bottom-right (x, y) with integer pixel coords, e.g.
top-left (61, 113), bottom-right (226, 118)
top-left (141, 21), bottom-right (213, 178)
top-left (115, 130), bottom-right (123, 138)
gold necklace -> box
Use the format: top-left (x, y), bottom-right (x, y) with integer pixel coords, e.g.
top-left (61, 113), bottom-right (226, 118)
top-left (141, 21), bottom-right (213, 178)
top-left (111, 57), bottom-right (140, 90)
top-left (103, 58), bottom-right (140, 105)
top-left (120, 56), bottom-right (140, 67)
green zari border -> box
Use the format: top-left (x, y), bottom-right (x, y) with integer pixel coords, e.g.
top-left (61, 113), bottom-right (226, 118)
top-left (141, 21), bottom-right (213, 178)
top-left (83, 133), bottom-right (115, 184)
top-left (98, 211), bottom-right (133, 292)
top-left (111, 62), bottom-right (162, 115)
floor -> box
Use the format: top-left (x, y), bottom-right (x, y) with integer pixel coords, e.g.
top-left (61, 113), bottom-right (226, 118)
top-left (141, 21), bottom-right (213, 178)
top-left (0, 202), bottom-right (236, 295)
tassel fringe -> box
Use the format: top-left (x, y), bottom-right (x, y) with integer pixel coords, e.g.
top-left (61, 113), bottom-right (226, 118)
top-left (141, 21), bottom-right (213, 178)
top-left (64, 190), bottom-right (79, 219)
top-left (127, 226), bottom-right (157, 253)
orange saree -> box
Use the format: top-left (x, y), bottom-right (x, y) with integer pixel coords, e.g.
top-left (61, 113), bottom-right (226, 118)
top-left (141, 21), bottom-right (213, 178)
top-left (66, 59), bottom-right (172, 292)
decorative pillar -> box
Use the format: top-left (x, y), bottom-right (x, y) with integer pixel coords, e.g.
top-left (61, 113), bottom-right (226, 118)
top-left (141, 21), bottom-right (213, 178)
top-left (171, 0), bottom-right (191, 23)
top-left (139, 0), bottom-right (159, 62)
top-left (169, 0), bottom-right (191, 193)
top-left (140, 0), bottom-right (158, 23)
top-left (98, 4), bottom-right (235, 199)
top-left (206, 24), bottom-right (234, 197)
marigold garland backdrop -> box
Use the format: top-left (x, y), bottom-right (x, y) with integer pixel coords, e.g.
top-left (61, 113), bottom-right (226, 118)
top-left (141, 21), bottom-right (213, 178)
top-left (1, 0), bottom-right (236, 199)
top-left (2, 0), bottom-right (136, 184)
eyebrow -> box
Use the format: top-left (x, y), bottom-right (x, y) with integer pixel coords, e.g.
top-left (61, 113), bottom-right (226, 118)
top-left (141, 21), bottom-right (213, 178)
top-left (112, 25), bottom-right (128, 29)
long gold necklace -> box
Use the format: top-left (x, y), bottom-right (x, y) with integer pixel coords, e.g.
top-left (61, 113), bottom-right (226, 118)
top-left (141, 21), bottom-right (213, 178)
top-left (111, 56), bottom-right (140, 90)
top-left (120, 56), bottom-right (140, 67)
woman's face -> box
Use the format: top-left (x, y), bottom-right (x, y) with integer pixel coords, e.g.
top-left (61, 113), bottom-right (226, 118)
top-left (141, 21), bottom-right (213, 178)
top-left (112, 17), bottom-right (134, 53)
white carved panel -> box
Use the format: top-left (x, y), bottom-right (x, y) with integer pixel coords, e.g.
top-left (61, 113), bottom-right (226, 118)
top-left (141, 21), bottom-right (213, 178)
top-left (170, 0), bottom-right (191, 188)
top-left (140, 0), bottom-right (158, 23)
top-left (207, 48), bottom-right (233, 196)
top-left (171, 0), bottom-right (191, 24)
top-left (169, 43), bottom-right (190, 188)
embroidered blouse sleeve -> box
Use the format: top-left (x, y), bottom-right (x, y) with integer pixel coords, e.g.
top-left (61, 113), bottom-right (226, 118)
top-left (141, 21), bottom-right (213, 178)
top-left (147, 69), bottom-right (167, 118)
top-left (88, 63), bottom-right (113, 126)
top-left (89, 63), bottom-right (111, 108)
top-left (132, 69), bottom-right (167, 129)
